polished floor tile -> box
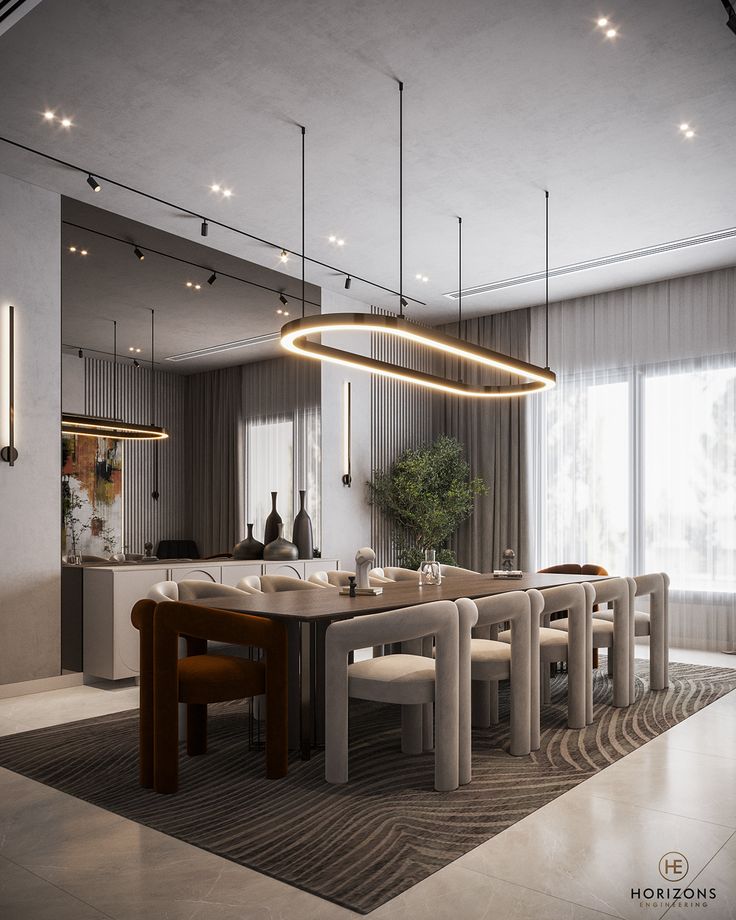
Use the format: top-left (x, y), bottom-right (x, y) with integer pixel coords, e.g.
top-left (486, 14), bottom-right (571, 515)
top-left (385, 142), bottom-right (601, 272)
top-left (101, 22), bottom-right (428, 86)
top-left (0, 856), bottom-right (110, 920)
top-left (456, 789), bottom-right (733, 920)
top-left (665, 832), bottom-right (736, 919)
top-left (0, 685), bottom-right (138, 733)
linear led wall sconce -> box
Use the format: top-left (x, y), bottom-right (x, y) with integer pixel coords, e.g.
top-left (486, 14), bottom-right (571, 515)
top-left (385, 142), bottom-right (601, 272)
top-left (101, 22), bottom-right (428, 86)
top-left (1, 305), bottom-right (18, 466)
top-left (342, 380), bottom-right (352, 487)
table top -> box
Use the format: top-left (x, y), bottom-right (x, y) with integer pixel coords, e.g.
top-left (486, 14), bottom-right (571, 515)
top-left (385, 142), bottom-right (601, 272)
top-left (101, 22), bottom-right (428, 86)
top-left (188, 572), bottom-right (610, 623)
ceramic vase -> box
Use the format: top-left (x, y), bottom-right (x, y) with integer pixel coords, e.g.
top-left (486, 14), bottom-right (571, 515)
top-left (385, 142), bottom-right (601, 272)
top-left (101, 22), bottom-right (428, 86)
top-left (264, 523), bottom-right (299, 561)
top-left (263, 492), bottom-right (282, 546)
top-left (232, 523), bottom-right (264, 560)
top-left (292, 490), bottom-right (314, 559)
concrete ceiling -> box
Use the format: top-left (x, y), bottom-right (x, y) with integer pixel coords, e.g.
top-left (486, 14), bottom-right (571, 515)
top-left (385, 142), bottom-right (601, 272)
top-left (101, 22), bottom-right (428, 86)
top-left (61, 200), bottom-right (320, 373)
top-left (1, 0), bottom-right (735, 337)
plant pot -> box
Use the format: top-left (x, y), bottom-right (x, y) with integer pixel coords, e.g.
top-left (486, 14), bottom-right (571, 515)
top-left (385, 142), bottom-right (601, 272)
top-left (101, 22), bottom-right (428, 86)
top-left (232, 523), bottom-right (264, 560)
top-left (263, 492), bottom-right (282, 546)
top-left (264, 523), bottom-right (299, 561)
top-left (292, 490), bottom-right (314, 559)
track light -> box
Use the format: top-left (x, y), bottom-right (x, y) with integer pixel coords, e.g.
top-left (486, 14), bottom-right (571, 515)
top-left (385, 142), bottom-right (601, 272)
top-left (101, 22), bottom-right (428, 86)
top-left (201, 219), bottom-right (208, 237)
top-left (345, 276), bottom-right (352, 290)
top-left (401, 297), bottom-right (408, 309)
top-left (279, 249), bottom-right (289, 263)
top-left (279, 293), bottom-right (288, 306)
top-left (78, 348), bottom-right (83, 359)
top-left (134, 246), bottom-right (145, 261)
top-left (133, 359), bottom-right (140, 368)
top-left (86, 174), bottom-right (101, 192)
top-left (207, 272), bottom-right (217, 285)
top-left (722, 0), bottom-right (736, 36)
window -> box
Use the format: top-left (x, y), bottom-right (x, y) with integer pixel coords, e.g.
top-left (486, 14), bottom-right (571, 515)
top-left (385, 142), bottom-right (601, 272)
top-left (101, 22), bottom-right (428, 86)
top-left (535, 356), bottom-right (736, 593)
top-left (246, 419), bottom-right (295, 540)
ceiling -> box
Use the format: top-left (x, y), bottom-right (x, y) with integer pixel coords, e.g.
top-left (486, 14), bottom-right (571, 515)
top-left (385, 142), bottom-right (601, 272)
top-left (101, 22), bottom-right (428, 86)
top-left (61, 200), bottom-right (320, 373)
top-left (1, 0), bottom-right (735, 340)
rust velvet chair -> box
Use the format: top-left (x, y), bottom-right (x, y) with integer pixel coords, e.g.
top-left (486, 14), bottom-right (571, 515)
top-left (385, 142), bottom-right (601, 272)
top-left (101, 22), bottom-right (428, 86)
top-left (131, 599), bottom-right (288, 794)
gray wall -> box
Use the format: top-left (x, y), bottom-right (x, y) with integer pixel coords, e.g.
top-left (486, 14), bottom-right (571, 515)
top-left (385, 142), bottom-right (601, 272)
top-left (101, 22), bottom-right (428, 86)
top-left (0, 173), bottom-right (61, 685)
top-left (320, 290), bottom-right (373, 569)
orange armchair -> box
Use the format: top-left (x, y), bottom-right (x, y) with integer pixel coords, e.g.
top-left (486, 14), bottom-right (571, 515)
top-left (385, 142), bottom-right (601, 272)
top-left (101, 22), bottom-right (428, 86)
top-left (132, 599), bottom-right (288, 794)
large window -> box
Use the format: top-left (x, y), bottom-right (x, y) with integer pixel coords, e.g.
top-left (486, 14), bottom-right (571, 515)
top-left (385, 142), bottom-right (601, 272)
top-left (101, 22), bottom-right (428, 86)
top-left (535, 356), bottom-right (736, 592)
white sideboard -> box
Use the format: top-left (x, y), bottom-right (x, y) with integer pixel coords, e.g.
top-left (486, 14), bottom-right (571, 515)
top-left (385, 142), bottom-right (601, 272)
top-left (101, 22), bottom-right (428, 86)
top-left (82, 558), bottom-right (339, 680)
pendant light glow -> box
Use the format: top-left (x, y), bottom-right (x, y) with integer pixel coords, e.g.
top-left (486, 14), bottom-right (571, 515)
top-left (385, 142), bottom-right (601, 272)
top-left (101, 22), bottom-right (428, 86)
top-left (61, 414), bottom-right (169, 440)
top-left (281, 313), bottom-right (555, 397)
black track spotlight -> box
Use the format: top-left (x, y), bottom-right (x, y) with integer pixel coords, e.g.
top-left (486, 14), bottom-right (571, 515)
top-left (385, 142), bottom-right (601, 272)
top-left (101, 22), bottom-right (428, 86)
top-left (345, 275), bottom-right (352, 290)
top-left (201, 219), bottom-right (209, 237)
top-left (207, 272), bottom-right (217, 286)
top-left (134, 246), bottom-right (145, 261)
top-left (78, 348), bottom-right (84, 359)
top-left (86, 173), bottom-right (101, 192)
top-left (723, 0), bottom-right (736, 35)
top-left (401, 297), bottom-right (408, 309)
top-left (279, 293), bottom-right (288, 306)
top-left (133, 359), bottom-right (140, 368)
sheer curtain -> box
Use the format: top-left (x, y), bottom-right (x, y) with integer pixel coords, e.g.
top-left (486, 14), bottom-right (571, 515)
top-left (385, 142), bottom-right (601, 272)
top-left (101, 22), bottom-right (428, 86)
top-left (529, 267), bottom-right (736, 650)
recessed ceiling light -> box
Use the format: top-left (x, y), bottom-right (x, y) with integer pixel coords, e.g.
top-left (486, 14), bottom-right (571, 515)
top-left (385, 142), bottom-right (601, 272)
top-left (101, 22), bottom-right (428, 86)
top-left (222, 188), bottom-right (232, 198)
top-left (43, 110), bottom-right (55, 121)
top-left (597, 17), bottom-right (608, 27)
top-left (284, 310), bottom-right (289, 316)
top-left (337, 238), bottom-right (345, 246)
top-left (194, 283), bottom-right (201, 290)
top-left (210, 184), bottom-right (221, 192)
top-left (186, 281), bottom-right (193, 287)
top-left (679, 123), bottom-right (690, 131)
top-left (685, 130), bottom-right (695, 138)
top-left (328, 235), bottom-right (337, 243)
top-left (69, 245), bottom-right (76, 252)
top-left (60, 117), bottom-right (72, 128)
top-left (80, 249), bottom-right (88, 256)
top-left (606, 27), bottom-right (617, 37)
top-left (277, 308), bottom-right (283, 315)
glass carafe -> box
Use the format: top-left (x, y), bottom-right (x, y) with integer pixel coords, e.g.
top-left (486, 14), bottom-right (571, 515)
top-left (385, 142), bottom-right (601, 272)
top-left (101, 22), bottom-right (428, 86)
top-left (418, 549), bottom-right (442, 585)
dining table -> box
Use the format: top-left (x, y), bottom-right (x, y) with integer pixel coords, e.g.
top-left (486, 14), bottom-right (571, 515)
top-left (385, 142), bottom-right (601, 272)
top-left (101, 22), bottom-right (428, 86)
top-left (189, 571), bottom-right (611, 757)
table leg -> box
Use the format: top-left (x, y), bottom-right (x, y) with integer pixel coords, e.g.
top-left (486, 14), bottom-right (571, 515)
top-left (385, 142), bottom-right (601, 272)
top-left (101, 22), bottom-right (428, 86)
top-left (300, 621), bottom-right (312, 760)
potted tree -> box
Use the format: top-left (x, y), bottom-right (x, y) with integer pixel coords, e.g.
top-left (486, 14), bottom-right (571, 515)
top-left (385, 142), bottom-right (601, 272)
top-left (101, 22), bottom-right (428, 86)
top-left (368, 435), bottom-right (487, 569)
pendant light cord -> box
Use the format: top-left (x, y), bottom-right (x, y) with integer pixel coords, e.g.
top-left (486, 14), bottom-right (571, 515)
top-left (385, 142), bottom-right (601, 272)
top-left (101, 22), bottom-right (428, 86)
top-left (151, 308), bottom-right (160, 502)
top-left (150, 309), bottom-right (155, 424)
top-left (545, 190), bottom-right (550, 370)
top-left (301, 125), bottom-right (306, 319)
top-left (399, 80), bottom-right (404, 318)
top-left (113, 320), bottom-right (118, 420)
top-left (457, 216), bottom-right (463, 382)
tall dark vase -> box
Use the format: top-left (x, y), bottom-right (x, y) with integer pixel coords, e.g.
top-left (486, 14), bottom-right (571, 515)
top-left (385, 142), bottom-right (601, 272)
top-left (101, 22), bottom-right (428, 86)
top-left (263, 492), bottom-right (282, 546)
top-left (292, 490), bottom-right (314, 559)
top-left (232, 523), bottom-right (264, 560)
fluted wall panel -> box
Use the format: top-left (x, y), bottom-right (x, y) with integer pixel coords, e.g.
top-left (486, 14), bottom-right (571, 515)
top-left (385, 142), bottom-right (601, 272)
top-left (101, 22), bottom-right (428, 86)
top-left (84, 358), bottom-right (190, 554)
top-left (370, 310), bottom-right (434, 566)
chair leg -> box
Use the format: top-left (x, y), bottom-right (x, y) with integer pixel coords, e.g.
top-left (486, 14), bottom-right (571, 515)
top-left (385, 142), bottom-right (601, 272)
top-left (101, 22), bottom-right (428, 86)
top-left (592, 648), bottom-right (599, 669)
top-left (471, 680), bottom-right (491, 728)
top-left (607, 647), bottom-right (614, 677)
top-left (422, 702), bottom-right (434, 751)
top-left (489, 682), bottom-right (500, 724)
top-left (542, 662), bottom-right (551, 704)
top-left (265, 630), bottom-right (289, 780)
top-left (401, 704), bottom-right (424, 755)
top-left (186, 704), bottom-right (207, 756)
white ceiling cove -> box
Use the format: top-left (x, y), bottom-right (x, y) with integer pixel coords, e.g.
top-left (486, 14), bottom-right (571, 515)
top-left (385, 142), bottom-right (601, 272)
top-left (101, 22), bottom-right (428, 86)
top-left (0, 0), bottom-right (735, 352)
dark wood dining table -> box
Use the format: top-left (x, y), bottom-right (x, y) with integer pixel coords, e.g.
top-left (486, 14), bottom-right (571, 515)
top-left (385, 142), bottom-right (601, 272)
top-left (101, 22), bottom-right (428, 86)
top-left (190, 572), bottom-right (609, 757)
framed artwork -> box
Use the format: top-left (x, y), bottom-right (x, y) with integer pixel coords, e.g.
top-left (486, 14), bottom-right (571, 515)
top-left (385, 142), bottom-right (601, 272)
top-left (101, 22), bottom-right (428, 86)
top-left (61, 434), bottom-right (123, 559)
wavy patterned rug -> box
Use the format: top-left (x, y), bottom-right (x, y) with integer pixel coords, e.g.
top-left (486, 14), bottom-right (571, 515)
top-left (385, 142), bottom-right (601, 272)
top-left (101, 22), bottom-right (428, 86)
top-left (0, 659), bottom-right (734, 913)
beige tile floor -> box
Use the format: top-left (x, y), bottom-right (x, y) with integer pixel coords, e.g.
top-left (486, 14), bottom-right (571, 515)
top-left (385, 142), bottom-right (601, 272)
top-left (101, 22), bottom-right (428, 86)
top-left (0, 648), bottom-right (735, 920)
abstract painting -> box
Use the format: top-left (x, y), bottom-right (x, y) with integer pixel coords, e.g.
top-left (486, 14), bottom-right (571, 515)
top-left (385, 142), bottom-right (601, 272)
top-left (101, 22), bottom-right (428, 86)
top-left (61, 435), bottom-right (123, 559)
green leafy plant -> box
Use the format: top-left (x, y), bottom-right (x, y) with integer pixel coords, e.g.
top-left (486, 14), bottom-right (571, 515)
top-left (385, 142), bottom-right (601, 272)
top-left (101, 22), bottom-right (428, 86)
top-left (368, 435), bottom-right (487, 569)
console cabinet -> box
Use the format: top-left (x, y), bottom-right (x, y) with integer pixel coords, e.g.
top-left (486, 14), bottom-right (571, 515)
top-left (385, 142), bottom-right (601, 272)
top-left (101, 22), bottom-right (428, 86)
top-left (82, 558), bottom-right (339, 680)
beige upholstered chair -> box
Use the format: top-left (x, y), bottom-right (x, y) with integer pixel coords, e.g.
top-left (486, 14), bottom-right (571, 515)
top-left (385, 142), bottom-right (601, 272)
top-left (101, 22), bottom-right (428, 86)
top-left (147, 581), bottom-right (178, 602)
top-left (308, 570), bottom-right (393, 588)
top-left (500, 582), bottom-right (592, 729)
top-left (439, 564), bottom-right (481, 577)
top-left (591, 572), bottom-right (669, 694)
top-left (548, 576), bottom-right (634, 708)
top-left (324, 600), bottom-right (477, 791)
top-left (236, 574), bottom-right (263, 593)
top-left (177, 581), bottom-right (253, 602)
top-left (373, 566), bottom-right (421, 583)
top-left (457, 590), bottom-right (540, 757)
top-left (259, 574), bottom-right (323, 592)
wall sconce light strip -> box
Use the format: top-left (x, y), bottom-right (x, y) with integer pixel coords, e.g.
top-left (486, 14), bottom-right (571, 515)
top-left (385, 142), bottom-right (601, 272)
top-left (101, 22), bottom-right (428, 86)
top-left (1, 305), bottom-right (19, 465)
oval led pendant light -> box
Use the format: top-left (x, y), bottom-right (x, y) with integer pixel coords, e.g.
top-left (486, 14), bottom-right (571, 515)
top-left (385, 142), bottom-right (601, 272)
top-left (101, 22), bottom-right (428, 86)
top-left (280, 82), bottom-right (555, 397)
top-left (62, 313), bottom-right (169, 440)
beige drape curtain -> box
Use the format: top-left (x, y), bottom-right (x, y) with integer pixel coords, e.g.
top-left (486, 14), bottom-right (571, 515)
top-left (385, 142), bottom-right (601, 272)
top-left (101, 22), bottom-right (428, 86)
top-left (188, 356), bottom-right (321, 557)
top-left (433, 309), bottom-right (531, 572)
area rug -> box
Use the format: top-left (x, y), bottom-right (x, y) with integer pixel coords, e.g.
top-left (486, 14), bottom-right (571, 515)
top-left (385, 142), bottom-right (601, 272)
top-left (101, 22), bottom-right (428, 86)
top-left (0, 660), bottom-right (734, 913)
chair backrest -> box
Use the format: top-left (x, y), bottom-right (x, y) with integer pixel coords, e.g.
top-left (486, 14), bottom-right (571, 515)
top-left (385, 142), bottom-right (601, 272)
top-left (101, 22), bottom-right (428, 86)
top-left (177, 580), bottom-right (250, 602)
top-left (633, 572), bottom-right (665, 597)
top-left (147, 581), bottom-right (178, 602)
top-left (470, 590), bottom-right (530, 628)
top-left (380, 566), bottom-right (421, 583)
top-left (237, 575), bottom-right (263, 593)
top-left (308, 570), bottom-right (390, 588)
top-left (538, 563), bottom-right (609, 576)
top-left (153, 601), bottom-right (286, 650)
top-left (537, 582), bottom-right (588, 618)
top-left (156, 539), bottom-right (200, 560)
top-left (587, 575), bottom-right (630, 607)
top-left (259, 575), bottom-right (322, 593)
top-left (439, 564), bottom-right (480, 577)
top-left (326, 599), bottom-right (459, 653)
